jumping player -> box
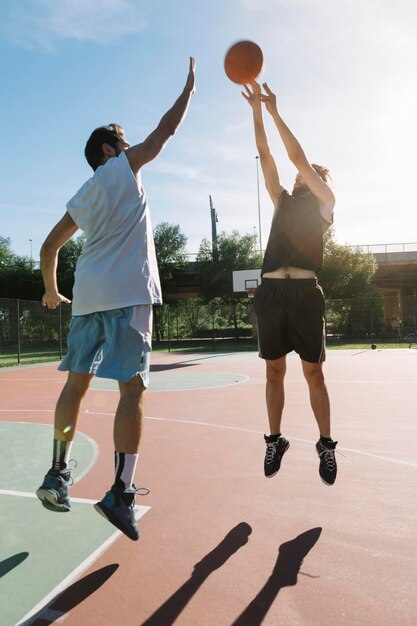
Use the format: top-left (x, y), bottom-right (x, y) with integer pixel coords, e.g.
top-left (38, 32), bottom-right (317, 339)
top-left (243, 80), bottom-right (338, 485)
top-left (36, 58), bottom-right (196, 539)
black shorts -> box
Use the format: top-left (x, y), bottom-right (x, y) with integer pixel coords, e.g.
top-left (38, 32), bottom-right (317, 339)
top-left (253, 277), bottom-right (326, 363)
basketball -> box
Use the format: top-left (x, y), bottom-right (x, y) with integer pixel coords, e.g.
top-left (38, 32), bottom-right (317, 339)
top-left (224, 40), bottom-right (264, 85)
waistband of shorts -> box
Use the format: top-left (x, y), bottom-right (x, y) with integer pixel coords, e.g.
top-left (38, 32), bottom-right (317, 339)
top-left (261, 277), bottom-right (318, 284)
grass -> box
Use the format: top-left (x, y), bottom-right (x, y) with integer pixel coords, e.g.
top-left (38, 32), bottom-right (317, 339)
top-left (0, 348), bottom-right (62, 368)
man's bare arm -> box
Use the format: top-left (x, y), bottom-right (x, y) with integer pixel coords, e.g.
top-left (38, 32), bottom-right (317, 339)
top-left (242, 82), bottom-right (284, 207)
top-left (260, 83), bottom-right (335, 220)
top-left (40, 212), bottom-right (78, 309)
top-left (125, 57), bottom-right (196, 174)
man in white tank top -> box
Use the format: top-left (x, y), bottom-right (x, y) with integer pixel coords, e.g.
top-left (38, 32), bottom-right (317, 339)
top-left (36, 59), bottom-right (196, 540)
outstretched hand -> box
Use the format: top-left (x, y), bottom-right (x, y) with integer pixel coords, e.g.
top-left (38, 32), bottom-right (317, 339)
top-left (259, 82), bottom-right (277, 115)
top-left (185, 57), bottom-right (196, 94)
top-left (241, 80), bottom-right (262, 110)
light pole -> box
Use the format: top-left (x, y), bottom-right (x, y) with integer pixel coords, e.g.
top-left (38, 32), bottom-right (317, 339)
top-left (255, 156), bottom-right (262, 252)
top-left (209, 195), bottom-right (218, 257)
top-left (29, 239), bottom-right (33, 264)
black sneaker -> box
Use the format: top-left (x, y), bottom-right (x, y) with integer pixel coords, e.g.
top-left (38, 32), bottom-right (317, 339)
top-left (36, 468), bottom-right (73, 512)
top-left (264, 435), bottom-right (290, 478)
top-left (94, 484), bottom-right (149, 541)
top-left (316, 440), bottom-right (338, 485)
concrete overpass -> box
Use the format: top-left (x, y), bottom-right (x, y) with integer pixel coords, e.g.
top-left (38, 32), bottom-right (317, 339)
top-left (348, 243), bottom-right (417, 332)
top-left (171, 243), bottom-right (417, 330)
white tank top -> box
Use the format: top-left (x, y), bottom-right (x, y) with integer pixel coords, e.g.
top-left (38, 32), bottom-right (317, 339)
top-left (67, 152), bottom-right (162, 315)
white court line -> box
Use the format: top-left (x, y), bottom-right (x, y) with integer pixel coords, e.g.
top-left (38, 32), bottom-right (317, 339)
top-left (1, 412), bottom-right (415, 471)
top-left (72, 410), bottom-right (417, 470)
top-left (2, 489), bottom-right (150, 626)
top-left (0, 489), bottom-right (99, 504)
top-left (0, 488), bottom-right (149, 510)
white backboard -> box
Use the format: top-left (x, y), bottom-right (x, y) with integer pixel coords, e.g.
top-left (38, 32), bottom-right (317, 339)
top-left (232, 269), bottom-right (262, 293)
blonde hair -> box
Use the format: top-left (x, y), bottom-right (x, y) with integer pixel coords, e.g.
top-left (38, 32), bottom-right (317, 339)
top-left (311, 163), bottom-right (332, 183)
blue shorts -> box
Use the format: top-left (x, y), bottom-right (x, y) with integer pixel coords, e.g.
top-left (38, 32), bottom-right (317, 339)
top-left (59, 305), bottom-right (152, 386)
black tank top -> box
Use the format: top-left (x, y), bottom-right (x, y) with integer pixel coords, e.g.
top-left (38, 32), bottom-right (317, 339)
top-left (261, 190), bottom-right (328, 275)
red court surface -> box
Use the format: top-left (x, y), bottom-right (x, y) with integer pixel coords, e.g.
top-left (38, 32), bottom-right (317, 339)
top-left (1, 348), bottom-right (416, 625)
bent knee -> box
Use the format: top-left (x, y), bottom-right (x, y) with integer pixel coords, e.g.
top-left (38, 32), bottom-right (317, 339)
top-left (119, 374), bottom-right (146, 396)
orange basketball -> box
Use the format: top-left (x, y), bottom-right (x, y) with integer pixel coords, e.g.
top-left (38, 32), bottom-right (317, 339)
top-left (224, 40), bottom-right (264, 85)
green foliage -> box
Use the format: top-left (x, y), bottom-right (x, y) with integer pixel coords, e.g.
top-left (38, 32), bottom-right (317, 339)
top-left (153, 222), bottom-right (188, 297)
top-left (0, 236), bottom-right (15, 267)
top-left (0, 238), bottom-right (43, 299)
top-left (319, 229), bottom-right (384, 337)
top-left (196, 230), bottom-right (263, 301)
top-left (319, 228), bottom-right (377, 299)
top-left (57, 235), bottom-right (86, 298)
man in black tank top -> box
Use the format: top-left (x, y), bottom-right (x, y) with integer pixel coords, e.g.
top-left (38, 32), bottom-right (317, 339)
top-left (242, 81), bottom-right (338, 486)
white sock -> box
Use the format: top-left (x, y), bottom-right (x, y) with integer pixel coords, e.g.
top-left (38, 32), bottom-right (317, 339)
top-left (114, 452), bottom-right (138, 489)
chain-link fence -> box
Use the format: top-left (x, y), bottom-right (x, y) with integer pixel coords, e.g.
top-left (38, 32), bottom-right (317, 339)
top-left (1, 293), bottom-right (416, 366)
top-left (0, 298), bottom-right (72, 365)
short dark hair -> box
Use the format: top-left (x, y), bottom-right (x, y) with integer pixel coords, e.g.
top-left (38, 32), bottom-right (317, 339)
top-left (84, 124), bottom-right (124, 171)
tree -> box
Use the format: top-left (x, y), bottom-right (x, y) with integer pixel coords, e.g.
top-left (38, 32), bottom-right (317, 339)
top-left (0, 236), bottom-right (15, 268)
top-left (196, 231), bottom-right (262, 301)
top-left (319, 229), bottom-right (383, 337)
top-left (195, 231), bottom-right (263, 334)
top-left (153, 222), bottom-right (188, 292)
top-left (319, 229), bottom-right (378, 299)
top-left (0, 237), bottom-right (43, 300)
top-left (57, 235), bottom-right (86, 298)
top-left (153, 222), bottom-right (188, 341)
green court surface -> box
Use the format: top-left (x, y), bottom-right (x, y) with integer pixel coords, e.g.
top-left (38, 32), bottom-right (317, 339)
top-left (0, 422), bottom-right (97, 489)
top-left (0, 423), bottom-right (149, 626)
top-left (91, 370), bottom-right (248, 392)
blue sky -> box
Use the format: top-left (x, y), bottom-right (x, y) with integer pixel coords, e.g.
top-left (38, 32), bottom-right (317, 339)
top-left (1, 0), bottom-right (416, 261)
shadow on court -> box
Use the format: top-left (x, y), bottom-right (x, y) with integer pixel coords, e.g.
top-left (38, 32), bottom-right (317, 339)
top-left (231, 527), bottom-right (322, 626)
top-left (0, 552), bottom-right (29, 578)
top-left (150, 362), bottom-right (198, 372)
top-left (23, 564), bottom-right (119, 625)
top-left (140, 522), bottom-right (252, 626)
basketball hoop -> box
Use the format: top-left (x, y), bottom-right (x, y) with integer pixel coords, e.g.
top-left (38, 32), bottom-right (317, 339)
top-left (246, 287), bottom-right (256, 299)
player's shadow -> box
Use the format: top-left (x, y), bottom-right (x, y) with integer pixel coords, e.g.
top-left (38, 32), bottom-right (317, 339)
top-left (231, 527), bottom-right (322, 625)
top-left (140, 522), bottom-right (253, 626)
top-left (0, 552), bottom-right (29, 578)
top-left (21, 564), bottom-right (119, 625)
top-left (150, 362), bottom-right (197, 372)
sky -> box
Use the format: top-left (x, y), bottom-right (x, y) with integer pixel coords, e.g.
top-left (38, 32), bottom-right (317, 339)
top-left (1, 0), bottom-right (416, 262)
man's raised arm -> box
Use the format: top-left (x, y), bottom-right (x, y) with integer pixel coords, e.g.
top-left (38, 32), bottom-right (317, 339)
top-left (125, 57), bottom-right (196, 174)
top-left (260, 82), bottom-right (335, 216)
top-left (242, 81), bottom-right (283, 207)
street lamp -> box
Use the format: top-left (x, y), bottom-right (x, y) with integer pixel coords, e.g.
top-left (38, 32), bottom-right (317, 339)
top-left (29, 239), bottom-right (33, 263)
top-left (255, 156), bottom-right (262, 252)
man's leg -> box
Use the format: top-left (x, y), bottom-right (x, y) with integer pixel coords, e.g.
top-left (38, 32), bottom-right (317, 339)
top-left (301, 361), bottom-right (330, 436)
top-left (114, 375), bottom-right (145, 454)
top-left (264, 357), bottom-right (290, 477)
top-left (301, 360), bottom-right (337, 485)
top-left (94, 375), bottom-right (145, 541)
top-left (54, 371), bottom-right (94, 446)
top-left (37, 372), bottom-right (92, 511)
top-left (265, 356), bottom-right (286, 435)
